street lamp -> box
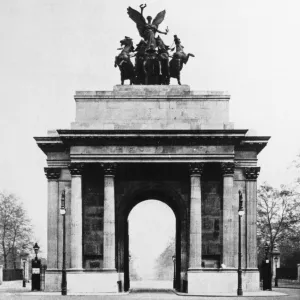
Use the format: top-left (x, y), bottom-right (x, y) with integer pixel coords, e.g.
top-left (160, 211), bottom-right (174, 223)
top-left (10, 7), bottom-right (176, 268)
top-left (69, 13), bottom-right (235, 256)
top-left (60, 190), bottom-right (67, 296)
top-left (237, 190), bottom-right (244, 296)
top-left (33, 243), bottom-right (40, 260)
top-left (172, 255), bottom-right (176, 289)
top-left (22, 259), bottom-right (26, 287)
top-left (274, 256), bottom-right (278, 287)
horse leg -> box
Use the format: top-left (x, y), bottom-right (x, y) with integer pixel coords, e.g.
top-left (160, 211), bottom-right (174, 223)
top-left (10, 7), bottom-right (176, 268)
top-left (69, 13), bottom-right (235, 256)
top-left (177, 74), bottom-right (181, 85)
top-left (184, 53), bottom-right (195, 64)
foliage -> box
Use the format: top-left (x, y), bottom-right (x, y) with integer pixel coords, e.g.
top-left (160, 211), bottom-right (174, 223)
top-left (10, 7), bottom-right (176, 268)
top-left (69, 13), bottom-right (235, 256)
top-left (257, 182), bottom-right (300, 266)
top-left (154, 238), bottom-right (175, 280)
top-left (0, 191), bottom-right (34, 269)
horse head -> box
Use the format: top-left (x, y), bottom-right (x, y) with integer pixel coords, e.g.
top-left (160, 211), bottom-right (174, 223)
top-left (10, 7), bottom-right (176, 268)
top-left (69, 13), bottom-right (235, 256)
top-left (120, 36), bottom-right (134, 52)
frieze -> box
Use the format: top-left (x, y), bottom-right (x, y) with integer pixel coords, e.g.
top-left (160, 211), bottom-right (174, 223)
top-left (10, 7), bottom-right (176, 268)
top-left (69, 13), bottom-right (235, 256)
top-left (221, 162), bottom-right (235, 175)
top-left (68, 163), bottom-right (84, 176)
top-left (189, 163), bottom-right (204, 175)
top-left (44, 167), bottom-right (61, 180)
top-left (244, 167), bottom-right (260, 180)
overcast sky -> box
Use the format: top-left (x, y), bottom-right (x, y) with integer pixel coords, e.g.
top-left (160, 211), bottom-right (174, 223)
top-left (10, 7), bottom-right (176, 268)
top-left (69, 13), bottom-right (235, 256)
top-left (0, 0), bottom-right (300, 255)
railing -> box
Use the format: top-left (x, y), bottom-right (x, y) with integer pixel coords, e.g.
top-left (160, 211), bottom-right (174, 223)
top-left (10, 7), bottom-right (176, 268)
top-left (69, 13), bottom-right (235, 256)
top-left (3, 269), bottom-right (23, 281)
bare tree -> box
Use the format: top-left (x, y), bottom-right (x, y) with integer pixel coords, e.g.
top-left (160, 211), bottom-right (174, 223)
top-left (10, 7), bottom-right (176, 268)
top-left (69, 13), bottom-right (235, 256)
top-left (257, 183), bottom-right (300, 255)
top-left (0, 192), bottom-right (34, 269)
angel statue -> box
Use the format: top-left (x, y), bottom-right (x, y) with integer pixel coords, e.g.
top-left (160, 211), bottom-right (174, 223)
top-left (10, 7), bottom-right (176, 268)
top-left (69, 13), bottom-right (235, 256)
top-left (127, 4), bottom-right (169, 52)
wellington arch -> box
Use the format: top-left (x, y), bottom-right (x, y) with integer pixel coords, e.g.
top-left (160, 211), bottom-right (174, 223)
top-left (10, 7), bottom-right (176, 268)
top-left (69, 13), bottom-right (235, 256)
top-left (35, 85), bottom-right (270, 294)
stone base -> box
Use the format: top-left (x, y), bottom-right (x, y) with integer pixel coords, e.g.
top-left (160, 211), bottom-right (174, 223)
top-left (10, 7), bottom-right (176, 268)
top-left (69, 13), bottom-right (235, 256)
top-left (45, 270), bottom-right (62, 292)
top-left (45, 270), bottom-right (122, 293)
top-left (68, 271), bottom-right (119, 293)
top-left (188, 269), bottom-right (259, 294)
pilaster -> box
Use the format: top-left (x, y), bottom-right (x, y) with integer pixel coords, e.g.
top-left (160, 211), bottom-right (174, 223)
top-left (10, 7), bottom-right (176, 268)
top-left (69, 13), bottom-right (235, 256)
top-left (44, 167), bottom-right (61, 269)
top-left (102, 163), bottom-right (117, 271)
top-left (221, 162), bottom-right (236, 268)
top-left (188, 163), bottom-right (204, 269)
top-left (69, 163), bottom-right (84, 270)
top-left (244, 167), bottom-right (260, 268)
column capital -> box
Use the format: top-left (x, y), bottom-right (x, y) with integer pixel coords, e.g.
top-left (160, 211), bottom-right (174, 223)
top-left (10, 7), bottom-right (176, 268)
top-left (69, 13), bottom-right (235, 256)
top-left (221, 162), bottom-right (235, 176)
top-left (68, 163), bottom-right (84, 176)
top-left (189, 163), bottom-right (204, 176)
top-left (44, 167), bottom-right (61, 180)
top-left (102, 163), bottom-right (117, 176)
top-left (244, 167), bottom-right (260, 180)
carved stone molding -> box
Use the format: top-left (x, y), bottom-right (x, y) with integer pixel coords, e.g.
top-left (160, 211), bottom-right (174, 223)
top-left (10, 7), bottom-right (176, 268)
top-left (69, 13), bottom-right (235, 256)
top-left (244, 167), bottom-right (260, 180)
top-left (102, 163), bottom-right (117, 176)
top-left (189, 163), bottom-right (204, 176)
top-left (68, 163), bottom-right (84, 176)
top-left (221, 162), bottom-right (235, 175)
top-left (44, 167), bottom-right (61, 180)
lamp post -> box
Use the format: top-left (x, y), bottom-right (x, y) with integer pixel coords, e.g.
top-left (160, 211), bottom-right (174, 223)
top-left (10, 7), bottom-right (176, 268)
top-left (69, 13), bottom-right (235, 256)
top-left (172, 255), bottom-right (176, 289)
top-left (60, 190), bottom-right (67, 296)
top-left (22, 259), bottom-right (26, 287)
top-left (33, 243), bottom-right (40, 260)
top-left (274, 256), bottom-right (278, 287)
top-left (237, 190), bottom-right (244, 296)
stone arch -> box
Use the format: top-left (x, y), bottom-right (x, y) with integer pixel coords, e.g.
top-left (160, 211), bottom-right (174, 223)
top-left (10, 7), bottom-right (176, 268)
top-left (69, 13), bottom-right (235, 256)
top-left (116, 181), bottom-right (188, 292)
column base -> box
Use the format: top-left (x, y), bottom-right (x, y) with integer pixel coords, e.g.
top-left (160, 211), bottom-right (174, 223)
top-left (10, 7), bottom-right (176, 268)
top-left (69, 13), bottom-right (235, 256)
top-left (187, 269), bottom-right (259, 295)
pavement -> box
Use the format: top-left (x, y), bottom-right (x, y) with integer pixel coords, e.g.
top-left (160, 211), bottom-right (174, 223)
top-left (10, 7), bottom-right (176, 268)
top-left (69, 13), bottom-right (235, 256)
top-left (0, 280), bottom-right (299, 299)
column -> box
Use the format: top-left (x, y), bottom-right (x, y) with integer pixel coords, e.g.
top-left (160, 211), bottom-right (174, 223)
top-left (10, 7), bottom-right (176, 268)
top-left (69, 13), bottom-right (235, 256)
top-left (188, 163), bottom-right (204, 269)
top-left (221, 162), bottom-right (235, 268)
top-left (103, 163), bottom-right (117, 270)
top-left (69, 163), bottom-right (84, 270)
top-left (244, 167), bottom-right (260, 268)
top-left (44, 167), bottom-right (61, 269)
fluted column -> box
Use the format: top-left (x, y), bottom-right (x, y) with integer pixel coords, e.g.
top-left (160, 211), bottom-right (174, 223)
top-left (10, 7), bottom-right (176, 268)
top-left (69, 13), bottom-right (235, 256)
top-left (44, 167), bottom-right (61, 269)
top-left (221, 162), bottom-right (236, 268)
top-left (69, 163), bottom-right (84, 270)
top-left (103, 163), bottom-right (117, 271)
top-left (244, 167), bottom-right (260, 268)
top-left (188, 163), bottom-right (204, 269)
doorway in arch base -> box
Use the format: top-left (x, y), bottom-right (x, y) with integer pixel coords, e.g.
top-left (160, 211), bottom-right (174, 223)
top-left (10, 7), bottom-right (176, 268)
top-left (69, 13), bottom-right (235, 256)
top-left (126, 200), bottom-right (176, 291)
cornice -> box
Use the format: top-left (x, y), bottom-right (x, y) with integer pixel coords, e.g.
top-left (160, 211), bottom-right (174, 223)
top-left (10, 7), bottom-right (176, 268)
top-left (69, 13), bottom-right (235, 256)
top-left (35, 130), bottom-right (270, 155)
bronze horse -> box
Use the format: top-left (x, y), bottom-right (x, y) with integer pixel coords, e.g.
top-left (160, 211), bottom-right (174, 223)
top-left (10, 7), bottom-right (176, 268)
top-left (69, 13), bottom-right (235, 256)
top-left (170, 35), bottom-right (195, 85)
top-left (134, 40), bottom-right (147, 84)
top-left (114, 37), bottom-right (135, 85)
top-left (156, 35), bottom-right (170, 85)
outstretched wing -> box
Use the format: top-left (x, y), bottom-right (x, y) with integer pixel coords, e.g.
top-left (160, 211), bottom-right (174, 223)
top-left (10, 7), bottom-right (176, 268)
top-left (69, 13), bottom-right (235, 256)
top-left (152, 10), bottom-right (166, 28)
top-left (127, 7), bottom-right (146, 38)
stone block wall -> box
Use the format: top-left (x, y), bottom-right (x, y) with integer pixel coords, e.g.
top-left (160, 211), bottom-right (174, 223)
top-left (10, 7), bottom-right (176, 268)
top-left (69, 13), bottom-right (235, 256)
top-left (72, 85), bottom-right (232, 130)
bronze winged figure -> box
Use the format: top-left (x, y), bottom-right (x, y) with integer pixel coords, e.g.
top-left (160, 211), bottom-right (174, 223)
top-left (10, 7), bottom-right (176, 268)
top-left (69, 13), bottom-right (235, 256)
top-left (127, 4), bottom-right (168, 51)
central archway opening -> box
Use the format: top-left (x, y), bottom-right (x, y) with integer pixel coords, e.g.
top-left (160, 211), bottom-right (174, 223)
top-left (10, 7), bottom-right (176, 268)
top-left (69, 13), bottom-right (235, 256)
top-left (127, 200), bottom-right (176, 290)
